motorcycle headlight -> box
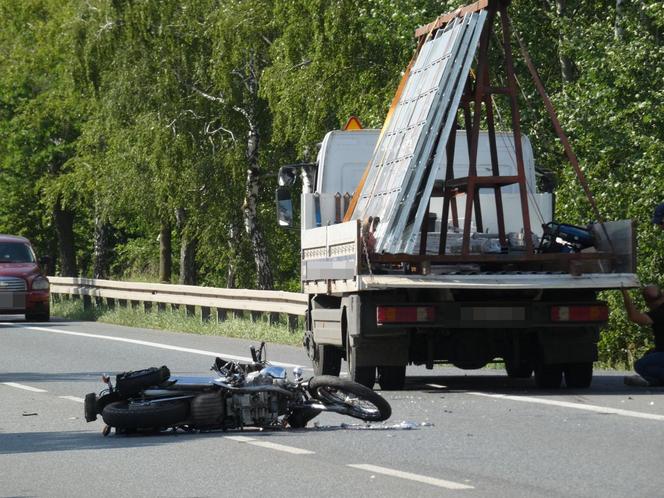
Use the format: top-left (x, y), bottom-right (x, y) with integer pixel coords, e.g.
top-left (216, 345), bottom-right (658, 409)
top-left (32, 276), bottom-right (49, 291)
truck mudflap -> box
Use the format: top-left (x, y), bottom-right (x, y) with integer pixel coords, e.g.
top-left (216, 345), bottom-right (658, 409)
top-left (537, 327), bottom-right (599, 364)
top-left (350, 335), bottom-right (409, 367)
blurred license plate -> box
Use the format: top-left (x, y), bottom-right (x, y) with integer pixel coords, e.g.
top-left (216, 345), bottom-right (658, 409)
top-left (460, 306), bottom-right (525, 321)
top-left (0, 293), bottom-right (23, 309)
top-left (0, 293), bottom-right (13, 309)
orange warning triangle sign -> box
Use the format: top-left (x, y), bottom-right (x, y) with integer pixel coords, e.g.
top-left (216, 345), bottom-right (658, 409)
top-left (342, 116), bottom-right (363, 130)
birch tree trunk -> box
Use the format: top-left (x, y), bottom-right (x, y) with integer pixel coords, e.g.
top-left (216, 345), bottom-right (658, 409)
top-left (242, 54), bottom-right (274, 290)
top-left (92, 205), bottom-right (111, 279)
top-left (615, 0), bottom-right (625, 41)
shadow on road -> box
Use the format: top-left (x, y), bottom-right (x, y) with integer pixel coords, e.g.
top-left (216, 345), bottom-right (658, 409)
top-left (0, 429), bottom-right (198, 455)
top-left (0, 371), bottom-right (107, 384)
top-left (402, 373), bottom-right (663, 397)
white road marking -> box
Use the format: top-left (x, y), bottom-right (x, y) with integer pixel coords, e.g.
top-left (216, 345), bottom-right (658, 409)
top-left (1, 382), bottom-right (47, 393)
top-left (467, 392), bottom-right (664, 422)
top-left (246, 440), bottom-right (315, 455)
top-left (224, 435), bottom-right (255, 442)
top-left (348, 464), bottom-right (474, 490)
top-left (59, 395), bottom-right (85, 403)
top-left (224, 435), bottom-right (315, 455)
top-left (0, 324), bottom-right (305, 369)
top-left (426, 383), bottom-right (448, 389)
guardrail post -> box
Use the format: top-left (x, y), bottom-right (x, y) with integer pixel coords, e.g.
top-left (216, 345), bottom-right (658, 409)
top-left (107, 298), bottom-right (115, 309)
top-left (268, 312), bottom-right (279, 326)
top-left (157, 302), bottom-right (166, 312)
top-left (95, 297), bottom-right (103, 307)
top-left (288, 314), bottom-right (299, 333)
top-left (83, 295), bottom-right (92, 311)
top-left (217, 309), bottom-right (227, 322)
top-left (185, 305), bottom-right (195, 317)
top-left (144, 302), bottom-right (152, 313)
top-left (119, 299), bottom-right (128, 308)
top-left (201, 306), bottom-right (211, 322)
top-left (250, 311), bottom-right (261, 322)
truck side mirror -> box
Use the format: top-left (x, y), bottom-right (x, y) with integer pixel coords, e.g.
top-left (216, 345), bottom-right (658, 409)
top-left (276, 186), bottom-right (294, 227)
top-left (278, 166), bottom-right (297, 187)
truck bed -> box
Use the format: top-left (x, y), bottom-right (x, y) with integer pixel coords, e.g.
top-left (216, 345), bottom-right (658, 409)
top-left (301, 219), bottom-right (638, 294)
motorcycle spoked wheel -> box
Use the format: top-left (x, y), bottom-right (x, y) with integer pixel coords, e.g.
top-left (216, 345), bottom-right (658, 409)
top-left (308, 376), bottom-right (391, 422)
top-left (101, 399), bottom-right (190, 430)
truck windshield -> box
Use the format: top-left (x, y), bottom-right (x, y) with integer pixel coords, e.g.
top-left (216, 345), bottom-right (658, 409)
top-left (0, 242), bottom-right (35, 263)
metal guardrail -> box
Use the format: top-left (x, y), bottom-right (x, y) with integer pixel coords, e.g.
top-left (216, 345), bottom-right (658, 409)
top-left (48, 277), bottom-right (307, 330)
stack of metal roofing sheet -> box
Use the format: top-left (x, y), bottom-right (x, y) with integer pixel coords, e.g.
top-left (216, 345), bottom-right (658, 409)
top-left (350, 11), bottom-right (487, 254)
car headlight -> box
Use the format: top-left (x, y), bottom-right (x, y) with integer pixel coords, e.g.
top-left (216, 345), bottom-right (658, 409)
top-left (32, 276), bottom-right (50, 291)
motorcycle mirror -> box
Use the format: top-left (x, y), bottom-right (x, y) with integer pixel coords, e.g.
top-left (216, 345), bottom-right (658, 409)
top-left (250, 346), bottom-right (258, 363)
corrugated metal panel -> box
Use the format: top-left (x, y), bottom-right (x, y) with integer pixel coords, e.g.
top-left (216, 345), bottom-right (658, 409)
top-left (398, 11), bottom-right (487, 254)
top-left (351, 11), bottom-right (486, 254)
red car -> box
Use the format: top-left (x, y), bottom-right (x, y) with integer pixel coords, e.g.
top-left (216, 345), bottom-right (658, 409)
top-left (0, 235), bottom-right (50, 321)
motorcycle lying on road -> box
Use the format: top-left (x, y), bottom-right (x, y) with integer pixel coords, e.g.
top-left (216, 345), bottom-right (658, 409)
top-left (84, 343), bottom-right (391, 435)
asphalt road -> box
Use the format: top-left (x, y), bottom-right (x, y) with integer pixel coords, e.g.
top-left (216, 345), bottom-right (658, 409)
top-left (1, 316), bottom-right (663, 498)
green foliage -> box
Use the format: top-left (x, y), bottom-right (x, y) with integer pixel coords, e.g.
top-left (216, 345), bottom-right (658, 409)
top-left (2, 1), bottom-right (663, 363)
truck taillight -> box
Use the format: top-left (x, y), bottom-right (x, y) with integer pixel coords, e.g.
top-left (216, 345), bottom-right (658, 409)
top-left (550, 305), bottom-right (608, 322)
top-left (376, 306), bottom-right (435, 324)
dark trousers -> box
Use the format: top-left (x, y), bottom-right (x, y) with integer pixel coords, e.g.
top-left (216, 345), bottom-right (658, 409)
top-left (635, 351), bottom-right (664, 385)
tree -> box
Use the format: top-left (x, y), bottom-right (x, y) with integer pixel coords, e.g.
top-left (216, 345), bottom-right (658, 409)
top-left (0, 0), bottom-right (87, 275)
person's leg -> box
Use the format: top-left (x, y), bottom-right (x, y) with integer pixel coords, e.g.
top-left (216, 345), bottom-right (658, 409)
top-left (634, 352), bottom-right (664, 385)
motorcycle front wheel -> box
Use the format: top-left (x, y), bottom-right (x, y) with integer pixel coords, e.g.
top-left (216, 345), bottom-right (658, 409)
top-left (101, 399), bottom-right (190, 429)
top-left (308, 376), bottom-right (391, 422)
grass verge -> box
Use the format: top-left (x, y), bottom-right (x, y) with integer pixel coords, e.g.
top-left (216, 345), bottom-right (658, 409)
top-left (51, 298), bottom-right (302, 346)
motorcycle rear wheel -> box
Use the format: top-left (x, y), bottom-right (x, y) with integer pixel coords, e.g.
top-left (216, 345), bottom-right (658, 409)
top-left (308, 376), bottom-right (391, 422)
top-left (101, 399), bottom-right (190, 430)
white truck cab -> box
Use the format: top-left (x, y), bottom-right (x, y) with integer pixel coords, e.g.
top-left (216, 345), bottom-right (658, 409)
top-left (302, 129), bottom-right (553, 240)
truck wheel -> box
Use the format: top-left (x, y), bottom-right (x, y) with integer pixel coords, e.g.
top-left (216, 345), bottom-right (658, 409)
top-left (313, 344), bottom-right (342, 376)
top-left (377, 366), bottom-right (406, 390)
top-left (564, 362), bottom-right (593, 388)
top-left (534, 364), bottom-right (563, 389)
top-left (347, 343), bottom-right (376, 388)
top-left (505, 359), bottom-right (533, 379)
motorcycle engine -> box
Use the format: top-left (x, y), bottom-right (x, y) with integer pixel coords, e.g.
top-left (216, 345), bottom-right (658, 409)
top-left (229, 392), bottom-right (282, 426)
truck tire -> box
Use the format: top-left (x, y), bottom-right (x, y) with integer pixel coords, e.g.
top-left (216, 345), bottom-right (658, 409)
top-left (313, 344), bottom-right (342, 376)
top-left (534, 364), bottom-right (563, 389)
top-left (377, 366), bottom-right (406, 390)
top-left (347, 343), bottom-right (376, 388)
top-left (563, 362), bottom-right (593, 388)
